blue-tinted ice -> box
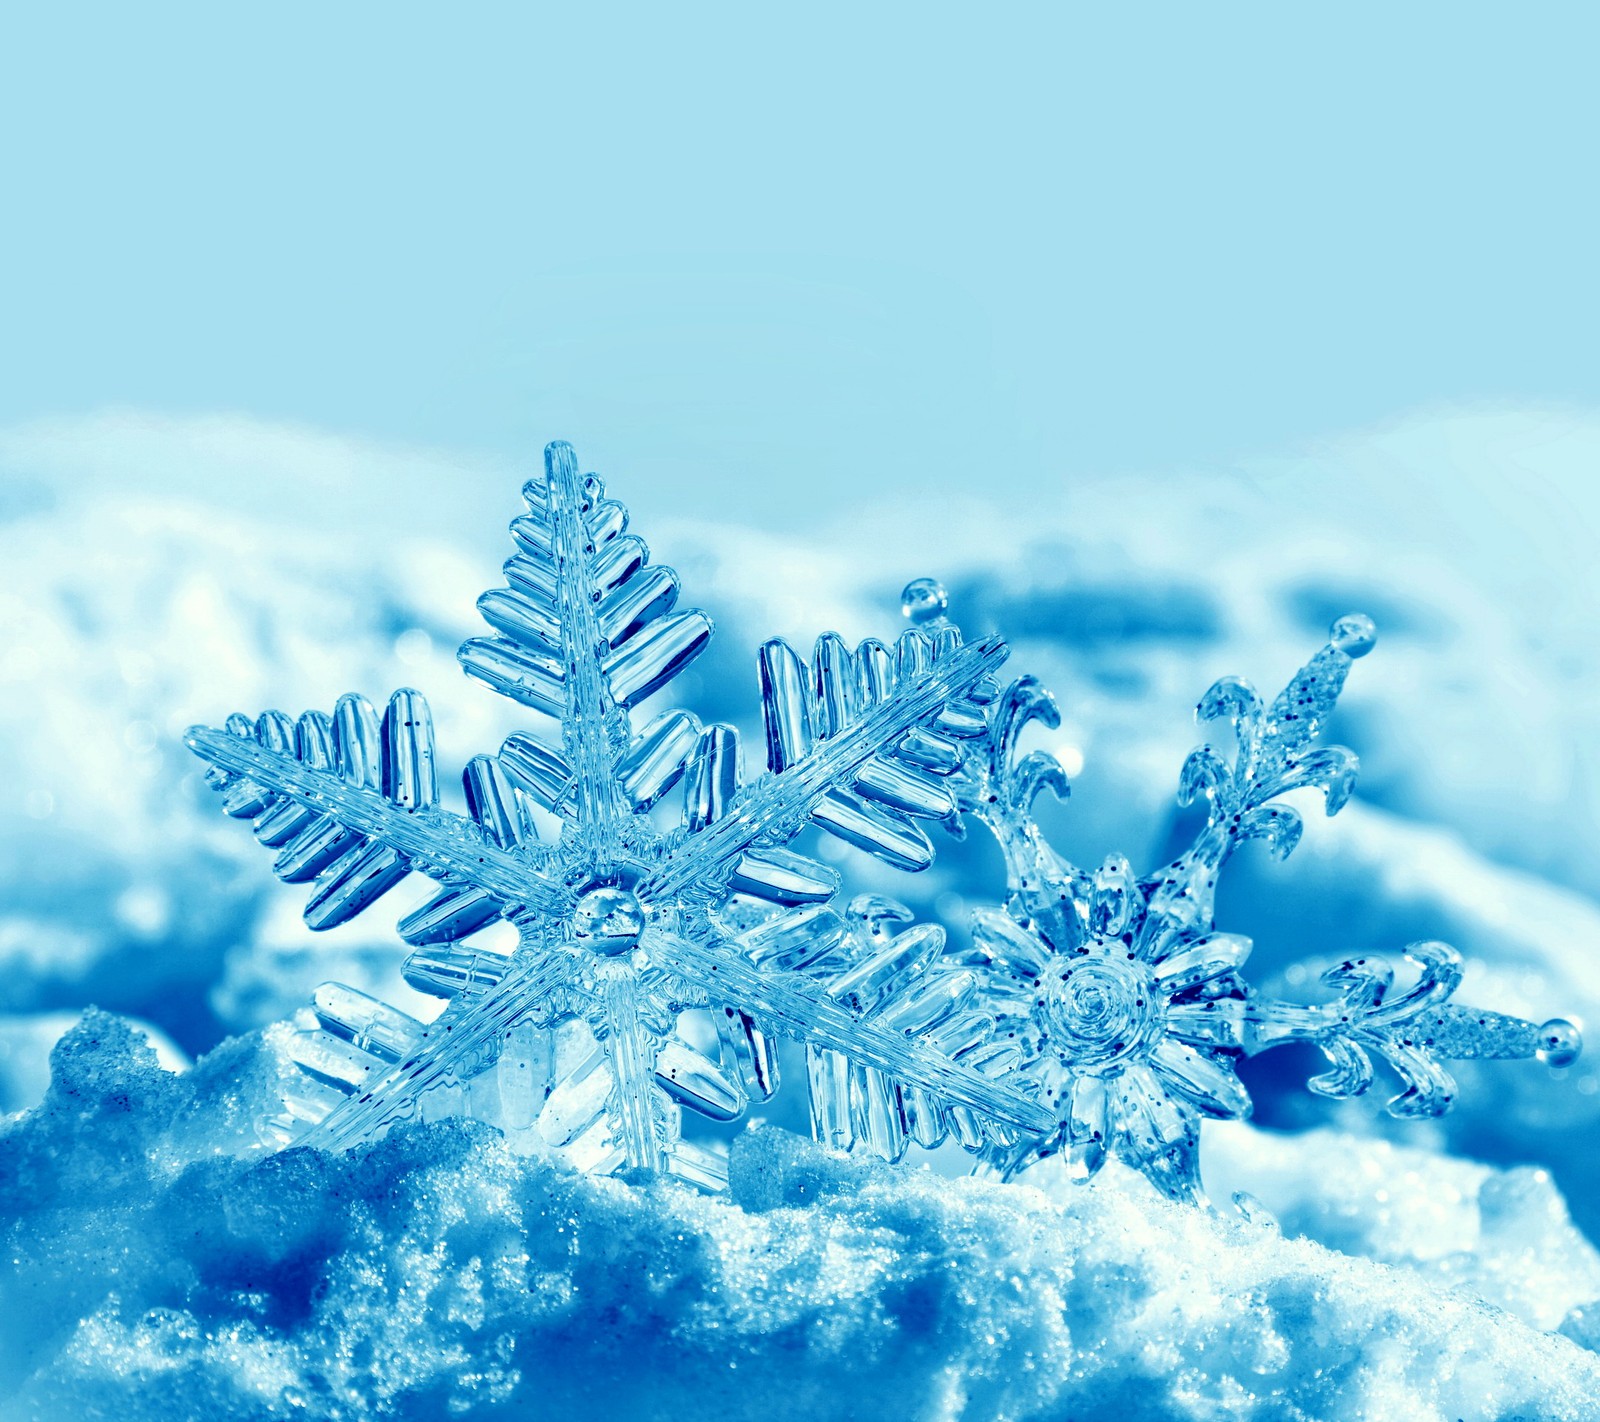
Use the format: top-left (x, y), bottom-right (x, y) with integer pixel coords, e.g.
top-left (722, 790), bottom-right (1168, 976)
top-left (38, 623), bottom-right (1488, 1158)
top-left (185, 442), bottom-right (1579, 1205)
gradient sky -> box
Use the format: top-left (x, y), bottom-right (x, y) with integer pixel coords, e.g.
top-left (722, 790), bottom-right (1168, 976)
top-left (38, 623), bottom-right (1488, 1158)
top-left (1, 5), bottom-right (1596, 530)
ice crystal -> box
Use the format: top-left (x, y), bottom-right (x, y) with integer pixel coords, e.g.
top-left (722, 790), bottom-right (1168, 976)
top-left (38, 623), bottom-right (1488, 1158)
top-left (185, 442), bottom-right (1048, 1189)
top-left (185, 442), bottom-right (1580, 1205)
top-left (884, 598), bottom-right (1583, 1207)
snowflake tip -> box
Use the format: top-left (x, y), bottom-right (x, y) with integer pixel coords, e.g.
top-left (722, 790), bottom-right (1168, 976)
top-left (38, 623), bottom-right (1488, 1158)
top-left (1537, 1018), bottom-right (1582, 1068)
top-left (1329, 612), bottom-right (1378, 659)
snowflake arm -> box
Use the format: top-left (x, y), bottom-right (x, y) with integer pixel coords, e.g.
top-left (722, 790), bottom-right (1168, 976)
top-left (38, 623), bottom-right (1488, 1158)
top-left (183, 716), bottom-right (566, 918)
top-left (594, 963), bottom-right (666, 1169)
top-left (799, 898), bottom-right (1034, 1162)
top-left (641, 633), bottom-right (1007, 901)
top-left (652, 922), bottom-right (1052, 1135)
top-left (459, 439), bottom-right (713, 859)
top-left (1141, 615), bottom-right (1374, 938)
top-left (1239, 941), bottom-right (1582, 1118)
top-left (297, 936), bottom-right (577, 1152)
top-left (953, 673), bottom-right (1085, 946)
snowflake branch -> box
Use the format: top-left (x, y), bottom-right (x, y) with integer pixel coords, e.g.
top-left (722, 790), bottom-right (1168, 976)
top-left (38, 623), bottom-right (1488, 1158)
top-left (1243, 940), bottom-right (1581, 1118)
top-left (954, 674), bottom-right (1087, 946)
top-left (639, 636), bottom-right (1010, 902)
top-left (545, 439), bottom-right (632, 833)
top-left (459, 440), bottom-right (714, 862)
top-left (650, 925), bottom-right (1054, 1135)
top-left (595, 965), bottom-right (667, 1170)
top-left (185, 723), bottom-right (568, 917)
top-left (299, 942), bottom-right (578, 1150)
top-left (1142, 617), bottom-right (1374, 938)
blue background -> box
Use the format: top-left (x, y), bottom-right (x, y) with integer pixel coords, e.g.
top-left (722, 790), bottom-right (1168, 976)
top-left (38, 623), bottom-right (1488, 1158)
top-left (3, 4), bottom-right (1597, 531)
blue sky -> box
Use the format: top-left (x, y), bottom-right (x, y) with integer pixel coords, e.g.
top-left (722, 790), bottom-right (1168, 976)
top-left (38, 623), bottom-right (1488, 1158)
top-left (1, 5), bottom-right (1596, 530)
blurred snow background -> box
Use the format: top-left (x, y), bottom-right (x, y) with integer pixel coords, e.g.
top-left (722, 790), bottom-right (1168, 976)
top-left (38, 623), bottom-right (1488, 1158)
top-left (2, 408), bottom-right (1599, 1417)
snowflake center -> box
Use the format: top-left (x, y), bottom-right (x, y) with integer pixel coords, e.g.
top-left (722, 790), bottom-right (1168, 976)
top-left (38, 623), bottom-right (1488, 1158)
top-left (1043, 941), bottom-right (1164, 1072)
top-left (572, 886), bottom-right (646, 956)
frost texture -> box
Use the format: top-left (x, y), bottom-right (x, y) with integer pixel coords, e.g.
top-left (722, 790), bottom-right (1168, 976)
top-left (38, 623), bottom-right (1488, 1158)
top-left (186, 443), bottom-right (1579, 1206)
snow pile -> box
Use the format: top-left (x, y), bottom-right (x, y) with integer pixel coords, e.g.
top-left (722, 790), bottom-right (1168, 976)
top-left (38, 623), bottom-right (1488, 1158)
top-left (3, 1015), bottom-right (1597, 1422)
top-left (1202, 1121), bottom-right (1600, 1334)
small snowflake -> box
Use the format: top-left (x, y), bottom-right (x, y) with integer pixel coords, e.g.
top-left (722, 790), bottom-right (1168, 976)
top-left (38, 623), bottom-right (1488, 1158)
top-left (877, 601), bottom-right (1582, 1207)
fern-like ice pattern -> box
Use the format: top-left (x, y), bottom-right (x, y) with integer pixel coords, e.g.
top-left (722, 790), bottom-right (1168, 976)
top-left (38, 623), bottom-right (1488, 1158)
top-left (187, 443), bottom-right (1047, 1189)
top-left (186, 451), bottom-right (1581, 1207)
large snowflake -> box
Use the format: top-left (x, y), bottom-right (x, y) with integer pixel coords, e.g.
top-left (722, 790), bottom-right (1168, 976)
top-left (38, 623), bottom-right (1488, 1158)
top-left (187, 443), bottom-right (1580, 1205)
top-left (186, 442), bottom-right (1048, 1188)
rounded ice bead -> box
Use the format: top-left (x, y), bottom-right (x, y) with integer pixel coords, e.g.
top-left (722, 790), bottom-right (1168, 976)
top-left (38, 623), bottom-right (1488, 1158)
top-left (1329, 613), bottom-right (1377, 658)
top-left (573, 886), bottom-right (646, 956)
top-left (1537, 1018), bottom-right (1582, 1068)
top-left (901, 577), bottom-right (950, 626)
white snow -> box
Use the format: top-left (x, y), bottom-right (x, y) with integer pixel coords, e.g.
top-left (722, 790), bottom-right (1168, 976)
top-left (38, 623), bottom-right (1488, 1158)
top-left (3, 409), bottom-right (1599, 1418)
top-left (4, 1015), bottom-right (1599, 1421)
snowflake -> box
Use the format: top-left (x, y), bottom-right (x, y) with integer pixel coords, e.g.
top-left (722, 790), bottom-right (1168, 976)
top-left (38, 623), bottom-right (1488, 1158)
top-left (186, 444), bottom-right (1580, 1207)
top-left (869, 594), bottom-right (1581, 1207)
top-left (186, 442), bottom-right (1048, 1188)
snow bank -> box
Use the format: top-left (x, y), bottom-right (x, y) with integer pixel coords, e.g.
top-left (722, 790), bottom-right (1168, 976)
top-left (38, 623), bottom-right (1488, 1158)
top-left (4, 1014), bottom-right (1597, 1422)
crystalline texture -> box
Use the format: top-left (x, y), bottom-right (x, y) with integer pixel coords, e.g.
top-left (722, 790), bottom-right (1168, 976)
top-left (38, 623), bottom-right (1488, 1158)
top-left (185, 442), bottom-right (1579, 1208)
top-left (186, 442), bottom-right (1049, 1187)
top-left (880, 593), bottom-right (1582, 1207)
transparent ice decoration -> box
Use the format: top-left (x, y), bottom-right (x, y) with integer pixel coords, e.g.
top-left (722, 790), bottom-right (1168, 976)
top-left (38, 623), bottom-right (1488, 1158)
top-left (896, 597), bottom-right (1583, 1206)
top-left (186, 443), bottom-right (1580, 1203)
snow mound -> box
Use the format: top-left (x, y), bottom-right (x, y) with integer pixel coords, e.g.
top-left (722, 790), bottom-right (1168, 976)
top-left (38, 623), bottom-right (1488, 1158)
top-left (3, 1014), bottom-right (1597, 1421)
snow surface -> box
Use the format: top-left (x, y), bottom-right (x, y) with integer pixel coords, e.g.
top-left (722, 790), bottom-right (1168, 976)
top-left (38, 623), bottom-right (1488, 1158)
top-left (3, 414), bottom-right (1599, 1418)
top-left (4, 1014), bottom-right (1599, 1421)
